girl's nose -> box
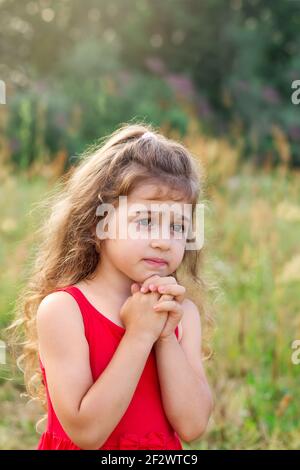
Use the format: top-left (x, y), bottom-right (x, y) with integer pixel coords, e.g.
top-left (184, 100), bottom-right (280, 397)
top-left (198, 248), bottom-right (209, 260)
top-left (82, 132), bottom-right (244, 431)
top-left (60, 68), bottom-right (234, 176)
top-left (150, 238), bottom-right (171, 250)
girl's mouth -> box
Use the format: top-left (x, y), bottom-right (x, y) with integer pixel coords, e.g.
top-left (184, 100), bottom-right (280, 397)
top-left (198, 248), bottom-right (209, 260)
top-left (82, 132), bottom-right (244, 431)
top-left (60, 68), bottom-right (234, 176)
top-left (143, 258), bottom-right (168, 267)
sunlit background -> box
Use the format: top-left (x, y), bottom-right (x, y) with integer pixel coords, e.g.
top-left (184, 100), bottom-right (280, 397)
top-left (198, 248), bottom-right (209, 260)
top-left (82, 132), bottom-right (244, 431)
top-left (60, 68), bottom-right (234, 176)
top-left (0, 0), bottom-right (300, 450)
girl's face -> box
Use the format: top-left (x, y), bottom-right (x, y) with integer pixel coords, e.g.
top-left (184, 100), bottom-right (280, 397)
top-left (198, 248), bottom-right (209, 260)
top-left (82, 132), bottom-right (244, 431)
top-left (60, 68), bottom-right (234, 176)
top-left (98, 183), bottom-right (191, 283)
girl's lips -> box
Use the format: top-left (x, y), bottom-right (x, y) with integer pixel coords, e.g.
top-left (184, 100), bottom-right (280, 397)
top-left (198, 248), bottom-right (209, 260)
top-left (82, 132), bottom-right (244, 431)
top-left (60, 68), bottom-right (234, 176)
top-left (143, 258), bottom-right (168, 267)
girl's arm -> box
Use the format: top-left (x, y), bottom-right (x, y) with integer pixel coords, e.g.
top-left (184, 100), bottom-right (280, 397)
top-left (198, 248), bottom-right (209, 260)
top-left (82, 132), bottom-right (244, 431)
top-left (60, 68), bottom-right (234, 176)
top-left (154, 299), bottom-right (213, 442)
top-left (37, 292), bottom-right (155, 450)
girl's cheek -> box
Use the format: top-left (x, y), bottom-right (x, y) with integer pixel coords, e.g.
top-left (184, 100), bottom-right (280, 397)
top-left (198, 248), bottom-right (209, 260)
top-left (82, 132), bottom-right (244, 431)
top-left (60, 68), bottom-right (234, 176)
top-left (172, 239), bottom-right (186, 255)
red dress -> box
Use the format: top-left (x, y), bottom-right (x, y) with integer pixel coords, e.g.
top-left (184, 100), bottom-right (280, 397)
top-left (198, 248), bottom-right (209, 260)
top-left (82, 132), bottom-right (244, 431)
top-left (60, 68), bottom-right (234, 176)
top-left (37, 285), bottom-right (183, 450)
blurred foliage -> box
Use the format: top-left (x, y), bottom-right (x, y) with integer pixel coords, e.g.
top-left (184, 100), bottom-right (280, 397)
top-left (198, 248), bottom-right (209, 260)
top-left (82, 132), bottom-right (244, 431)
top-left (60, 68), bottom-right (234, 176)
top-left (3, 36), bottom-right (190, 169)
top-left (0, 0), bottom-right (300, 168)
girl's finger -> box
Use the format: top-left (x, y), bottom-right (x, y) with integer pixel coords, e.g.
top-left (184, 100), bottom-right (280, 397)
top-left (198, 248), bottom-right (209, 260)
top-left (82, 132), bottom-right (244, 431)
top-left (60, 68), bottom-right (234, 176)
top-left (131, 283), bottom-right (141, 295)
top-left (153, 300), bottom-right (182, 313)
top-left (140, 275), bottom-right (177, 293)
top-left (157, 284), bottom-right (185, 303)
top-left (159, 294), bottom-right (173, 302)
top-left (140, 275), bottom-right (161, 292)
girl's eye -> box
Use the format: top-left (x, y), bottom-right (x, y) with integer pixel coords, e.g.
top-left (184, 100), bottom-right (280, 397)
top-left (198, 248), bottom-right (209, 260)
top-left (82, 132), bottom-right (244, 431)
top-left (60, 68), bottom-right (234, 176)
top-left (136, 217), bottom-right (153, 227)
top-left (135, 218), bottom-right (185, 233)
top-left (172, 223), bottom-right (185, 233)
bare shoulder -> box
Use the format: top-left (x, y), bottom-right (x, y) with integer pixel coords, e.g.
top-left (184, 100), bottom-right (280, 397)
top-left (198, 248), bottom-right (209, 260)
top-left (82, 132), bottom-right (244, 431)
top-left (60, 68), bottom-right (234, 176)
top-left (182, 298), bottom-right (200, 314)
top-left (37, 290), bottom-right (82, 314)
top-left (181, 298), bottom-right (201, 326)
top-left (178, 298), bottom-right (202, 344)
top-left (37, 290), bottom-right (85, 331)
top-left (36, 291), bottom-right (85, 363)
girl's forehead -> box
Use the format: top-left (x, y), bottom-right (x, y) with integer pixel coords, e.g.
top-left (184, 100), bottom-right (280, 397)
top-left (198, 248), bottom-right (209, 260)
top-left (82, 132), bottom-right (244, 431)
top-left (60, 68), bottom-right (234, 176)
top-left (127, 183), bottom-right (188, 204)
top-left (124, 184), bottom-right (192, 221)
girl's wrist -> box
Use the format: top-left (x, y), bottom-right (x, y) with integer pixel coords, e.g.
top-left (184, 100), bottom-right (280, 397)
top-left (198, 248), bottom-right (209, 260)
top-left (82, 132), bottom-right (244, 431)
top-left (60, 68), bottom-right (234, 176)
top-left (155, 332), bottom-right (177, 347)
top-left (124, 328), bottom-right (157, 347)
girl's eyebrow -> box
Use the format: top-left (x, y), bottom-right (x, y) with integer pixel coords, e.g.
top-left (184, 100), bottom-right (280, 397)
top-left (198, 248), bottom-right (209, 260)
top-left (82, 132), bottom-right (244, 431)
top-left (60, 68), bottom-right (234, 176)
top-left (128, 209), bottom-right (190, 223)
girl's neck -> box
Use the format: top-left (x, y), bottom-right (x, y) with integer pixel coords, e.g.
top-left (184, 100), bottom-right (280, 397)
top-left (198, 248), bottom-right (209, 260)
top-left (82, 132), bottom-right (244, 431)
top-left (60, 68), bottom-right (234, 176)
top-left (81, 256), bottom-right (133, 308)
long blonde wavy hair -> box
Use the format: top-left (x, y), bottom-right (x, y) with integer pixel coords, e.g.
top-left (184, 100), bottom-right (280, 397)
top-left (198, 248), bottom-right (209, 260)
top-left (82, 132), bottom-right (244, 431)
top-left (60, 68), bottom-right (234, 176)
top-left (4, 122), bottom-right (214, 434)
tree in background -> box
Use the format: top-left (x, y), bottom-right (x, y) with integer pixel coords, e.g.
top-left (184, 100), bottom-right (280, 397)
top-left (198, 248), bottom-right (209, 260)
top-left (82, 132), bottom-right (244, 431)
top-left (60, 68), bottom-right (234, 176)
top-left (1, 0), bottom-right (300, 167)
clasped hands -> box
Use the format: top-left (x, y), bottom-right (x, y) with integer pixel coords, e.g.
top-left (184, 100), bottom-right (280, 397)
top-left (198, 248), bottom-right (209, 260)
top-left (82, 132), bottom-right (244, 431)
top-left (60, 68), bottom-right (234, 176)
top-left (130, 275), bottom-right (185, 340)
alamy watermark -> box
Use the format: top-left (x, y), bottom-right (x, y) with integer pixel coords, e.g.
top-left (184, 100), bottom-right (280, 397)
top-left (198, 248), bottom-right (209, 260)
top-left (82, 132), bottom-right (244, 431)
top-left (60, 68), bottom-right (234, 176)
top-left (96, 197), bottom-right (204, 250)
top-left (0, 79), bottom-right (6, 104)
top-left (291, 339), bottom-right (300, 365)
top-left (0, 340), bottom-right (6, 364)
top-left (291, 80), bottom-right (300, 105)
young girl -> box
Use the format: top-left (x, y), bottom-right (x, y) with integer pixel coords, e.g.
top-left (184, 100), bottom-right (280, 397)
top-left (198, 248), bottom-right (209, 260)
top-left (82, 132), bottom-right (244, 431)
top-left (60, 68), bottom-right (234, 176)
top-left (7, 123), bottom-right (213, 450)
